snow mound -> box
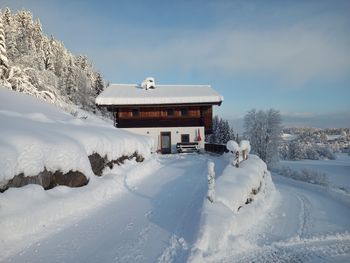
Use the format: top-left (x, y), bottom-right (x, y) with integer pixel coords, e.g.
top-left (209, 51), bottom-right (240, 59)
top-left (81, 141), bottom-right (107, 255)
top-left (190, 155), bottom-right (277, 262)
top-left (226, 140), bottom-right (239, 152)
top-left (239, 140), bottom-right (251, 153)
top-left (0, 88), bottom-right (153, 183)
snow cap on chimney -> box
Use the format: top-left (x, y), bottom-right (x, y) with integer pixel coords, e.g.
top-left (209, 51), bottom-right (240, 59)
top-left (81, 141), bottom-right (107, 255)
top-left (141, 77), bottom-right (156, 90)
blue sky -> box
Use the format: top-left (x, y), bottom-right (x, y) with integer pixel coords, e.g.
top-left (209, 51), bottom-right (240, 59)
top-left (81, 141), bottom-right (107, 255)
top-left (2, 0), bottom-right (350, 128)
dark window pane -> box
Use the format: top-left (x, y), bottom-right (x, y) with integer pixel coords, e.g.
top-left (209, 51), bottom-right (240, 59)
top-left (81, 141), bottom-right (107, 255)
top-left (181, 134), bottom-right (190, 143)
top-left (132, 109), bottom-right (139, 117)
top-left (167, 109), bottom-right (174, 116)
top-left (181, 108), bottom-right (188, 116)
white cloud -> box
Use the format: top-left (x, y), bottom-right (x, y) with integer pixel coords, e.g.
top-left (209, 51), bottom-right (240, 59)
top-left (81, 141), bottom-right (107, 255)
top-left (97, 22), bottom-right (350, 88)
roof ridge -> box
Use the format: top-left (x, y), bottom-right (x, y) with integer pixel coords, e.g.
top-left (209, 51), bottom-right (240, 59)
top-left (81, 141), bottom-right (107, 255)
top-left (109, 84), bottom-right (211, 87)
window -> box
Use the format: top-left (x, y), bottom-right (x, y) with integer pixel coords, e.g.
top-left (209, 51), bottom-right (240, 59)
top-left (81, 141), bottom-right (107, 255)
top-left (180, 108), bottom-right (188, 116)
top-left (181, 134), bottom-right (190, 143)
top-left (166, 108), bottom-right (174, 117)
top-left (132, 109), bottom-right (140, 117)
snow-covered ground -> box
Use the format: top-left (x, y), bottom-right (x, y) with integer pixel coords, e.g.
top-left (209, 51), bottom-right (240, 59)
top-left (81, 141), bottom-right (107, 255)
top-left (201, 155), bottom-right (350, 262)
top-left (0, 154), bottom-right (227, 263)
top-left (206, 173), bottom-right (350, 263)
top-left (278, 153), bottom-right (350, 192)
top-left (2, 153), bottom-right (349, 263)
top-left (1, 88), bottom-right (349, 262)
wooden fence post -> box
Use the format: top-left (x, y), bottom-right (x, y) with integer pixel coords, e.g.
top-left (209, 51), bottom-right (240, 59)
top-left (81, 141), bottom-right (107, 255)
top-left (207, 160), bottom-right (215, 203)
top-left (235, 151), bottom-right (239, 167)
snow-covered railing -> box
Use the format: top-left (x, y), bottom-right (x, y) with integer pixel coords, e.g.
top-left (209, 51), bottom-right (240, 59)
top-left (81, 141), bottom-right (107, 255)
top-left (226, 140), bottom-right (251, 167)
top-left (204, 143), bottom-right (227, 154)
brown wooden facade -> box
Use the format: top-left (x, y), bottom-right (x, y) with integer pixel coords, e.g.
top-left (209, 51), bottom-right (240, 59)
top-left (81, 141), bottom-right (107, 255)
top-left (106, 105), bottom-right (214, 134)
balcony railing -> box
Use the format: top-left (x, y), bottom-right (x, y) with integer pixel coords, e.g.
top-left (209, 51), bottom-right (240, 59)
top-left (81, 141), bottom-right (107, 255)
top-left (116, 117), bottom-right (204, 128)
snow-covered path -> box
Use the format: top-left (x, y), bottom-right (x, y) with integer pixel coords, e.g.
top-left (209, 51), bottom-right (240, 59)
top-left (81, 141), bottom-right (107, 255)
top-left (214, 174), bottom-right (350, 263)
top-left (7, 154), bottom-right (224, 263)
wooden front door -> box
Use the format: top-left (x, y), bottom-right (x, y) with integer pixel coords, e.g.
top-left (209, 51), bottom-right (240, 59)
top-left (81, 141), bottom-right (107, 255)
top-left (160, 132), bottom-right (171, 154)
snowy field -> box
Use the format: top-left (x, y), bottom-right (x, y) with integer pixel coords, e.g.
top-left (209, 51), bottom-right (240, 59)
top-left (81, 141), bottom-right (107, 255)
top-left (278, 153), bottom-right (350, 192)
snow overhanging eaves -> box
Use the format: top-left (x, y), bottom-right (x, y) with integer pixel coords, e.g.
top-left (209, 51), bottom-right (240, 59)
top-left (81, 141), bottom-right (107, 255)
top-left (95, 84), bottom-right (224, 106)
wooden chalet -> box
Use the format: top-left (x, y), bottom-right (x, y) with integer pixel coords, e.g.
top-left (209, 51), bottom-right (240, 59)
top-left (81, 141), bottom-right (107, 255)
top-left (96, 78), bottom-right (223, 154)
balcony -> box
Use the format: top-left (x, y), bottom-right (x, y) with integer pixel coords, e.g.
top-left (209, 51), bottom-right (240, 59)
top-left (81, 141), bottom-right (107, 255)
top-left (116, 117), bottom-right (204, 128)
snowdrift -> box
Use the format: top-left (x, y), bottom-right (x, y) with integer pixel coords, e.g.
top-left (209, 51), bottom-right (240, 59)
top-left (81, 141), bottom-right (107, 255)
top-left (0, 88), bottom-right (153, 189)
top-left (190, 154), bottom-right (276, 262)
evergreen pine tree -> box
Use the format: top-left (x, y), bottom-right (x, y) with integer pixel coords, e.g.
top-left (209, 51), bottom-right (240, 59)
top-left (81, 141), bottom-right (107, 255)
top-left (0, 17), bottom-right (9, 81)
top-left (217, 118), bottom-right (224, 143)
top-left (0, 9), bottom-right (105, 112)
top-left (94, 72), bottom-right (104, 95)
top-left (42, 37), bottom-right (54, 70)
top-left (210, 115), bottom-right (220, 143)
top-left (2, 8), bottom-right (18, 62)
top-left (65, 58), bottom-right (77, 101)
top-left (229, 127), bottom-right (235, 141)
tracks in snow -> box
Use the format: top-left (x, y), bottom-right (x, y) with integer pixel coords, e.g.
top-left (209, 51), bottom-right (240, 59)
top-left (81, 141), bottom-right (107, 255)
top-left (216, 176), bottom-right (350, 263)
top-left (230, 232), bottom-right (350, 263)
top-left (295, 191), bottom-right (313, 238)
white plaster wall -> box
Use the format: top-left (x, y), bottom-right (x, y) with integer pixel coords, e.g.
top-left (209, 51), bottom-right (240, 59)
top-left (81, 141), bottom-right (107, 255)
top-left (123, 126), bottom-right (205, 153)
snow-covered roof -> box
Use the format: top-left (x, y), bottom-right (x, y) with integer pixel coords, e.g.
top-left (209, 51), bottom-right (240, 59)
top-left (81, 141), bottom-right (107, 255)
top-left (96, 84), bottom-right (223, 106)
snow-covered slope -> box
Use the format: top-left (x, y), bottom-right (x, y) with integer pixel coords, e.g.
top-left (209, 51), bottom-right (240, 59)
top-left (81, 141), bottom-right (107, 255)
top-left (0, 88), bottom-right (153, 183)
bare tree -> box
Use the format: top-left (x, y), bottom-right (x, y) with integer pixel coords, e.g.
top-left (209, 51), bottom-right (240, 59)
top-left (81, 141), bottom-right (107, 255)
top-left (243, 109), bottom-right (282, 166)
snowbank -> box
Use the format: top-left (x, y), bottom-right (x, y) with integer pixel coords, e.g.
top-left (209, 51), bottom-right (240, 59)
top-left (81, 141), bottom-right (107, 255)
top-left (190, 155), bottom-right (276, 262)
top-left (0, 88), bottom-right (153, 184)
top-left (0, 156), bottom-right (161, 260)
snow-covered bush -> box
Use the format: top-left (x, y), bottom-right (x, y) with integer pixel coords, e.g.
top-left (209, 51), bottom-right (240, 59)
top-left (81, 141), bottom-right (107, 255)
top-left (283, 141), bottom-right (336, 161)
top-left (316, 145), bottom-right (336, 160)
top-left (276, 166), bottom-right (329, 186)
top-left (226, 140), bottom-right (240, 167)
top-left (226, 140), bottom-right (239, 153)
top-left (239, 140), bottom-right (251, 160)
top-left (239, 140), bottom-right (251, 153)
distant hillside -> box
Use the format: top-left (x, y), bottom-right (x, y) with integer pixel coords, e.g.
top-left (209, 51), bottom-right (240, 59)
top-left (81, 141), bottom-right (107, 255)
top-left (0, 8), bottom-right (104, 113)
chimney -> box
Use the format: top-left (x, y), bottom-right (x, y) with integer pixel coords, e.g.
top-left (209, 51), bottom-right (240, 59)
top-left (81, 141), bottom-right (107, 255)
top-left (141, 77), bottom-right (156, 90)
